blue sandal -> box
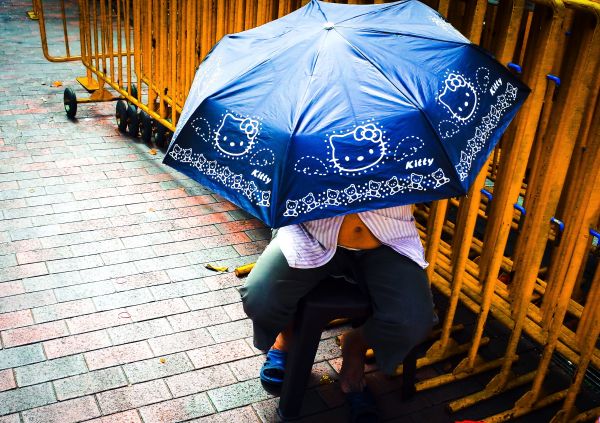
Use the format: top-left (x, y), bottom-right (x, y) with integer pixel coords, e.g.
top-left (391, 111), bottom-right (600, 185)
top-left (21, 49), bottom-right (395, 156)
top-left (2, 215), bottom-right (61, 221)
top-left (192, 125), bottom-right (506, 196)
top-left (260, 348), bottom-right (287, 386)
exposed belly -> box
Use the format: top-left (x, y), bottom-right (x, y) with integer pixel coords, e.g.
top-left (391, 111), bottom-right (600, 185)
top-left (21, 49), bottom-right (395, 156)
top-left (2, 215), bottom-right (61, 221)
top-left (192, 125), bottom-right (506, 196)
top-left (337, 213), bottom-right (382, 250)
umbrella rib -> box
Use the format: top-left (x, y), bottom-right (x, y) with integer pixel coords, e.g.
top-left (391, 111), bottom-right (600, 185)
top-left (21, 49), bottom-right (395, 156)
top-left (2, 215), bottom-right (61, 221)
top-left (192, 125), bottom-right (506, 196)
top-left (270, 28), bottom-right (331, 225)
top-left (332, 31), bottom-right (463, 186)
top-left (331, 0), bottom-right (407, 26)
top-left (209, 27), bottom-right (322, 101)
top-left (335, 26), bottom-right (469, 47)
top-left (312, 0), bottom-right (329, 23)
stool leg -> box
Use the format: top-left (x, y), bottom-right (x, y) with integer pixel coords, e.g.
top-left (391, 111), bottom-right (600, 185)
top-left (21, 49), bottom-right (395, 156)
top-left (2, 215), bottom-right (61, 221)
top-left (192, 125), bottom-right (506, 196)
top-left (401, 347), bottom-right (417, 400)
top-left (278, 310), bottom-right (329, 421)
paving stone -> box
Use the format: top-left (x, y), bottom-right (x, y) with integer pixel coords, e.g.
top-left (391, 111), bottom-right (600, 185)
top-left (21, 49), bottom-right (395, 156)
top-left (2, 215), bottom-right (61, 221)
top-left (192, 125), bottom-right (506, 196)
top-left (79, 262), bottom-right (138, 284)
top-left (165, 363), bottom-right (236, 398)
top-left (107, 318), bottom-right (172, 345)
top-left (0, 369), bottom-right (16, 392)
top-left (184, 288), bottom-right (241, 311)
top-left (0, 414), bottom-right (20, 423)
top-left (0, 383), bottom-right (56, 415)
top-left (208, 378), bottom-right (273, 412)
top-left (121, 232), bottom-right (175, 249)
top-left (234, 241), bottom-right (269, 257)
top-left (92, 287), bottom-right (154, 311)
top-left (138, 392), bottom-right (214, 423)
top-left (215, 219), bottom-right (263, 234)
top-left (0, 254), bottom-right (18, 271)
top-left (166, 307), bottom-right (230, 332)
top-left (227, 355), bottom-right (266, 382)
top-left (148, 327), bottom-right (214, 356)
top-left (207, 319), bottom-right (253, 343)
top-left (189, 406), bottom-right (261, 423)
top-left (46, 254), bottom-right (104, 273)
top-left (315, 337), bottom-right (343, 362)
top-left (126, 298), bottom-right (189, 322)
top-left (133, 253), bottom-right (191, 274)
top-left (149, 239), bottom-right (203, 256)
top-left (0, 344), bottom-right (46, 370)
top-left (81, 410), bottom-right (142, 423)
top-left (0, 281), bottom-right (25, 297)
top-left (246, 228), bottom-right (273, 241)
top-left (187, 339), bottom-right (256, 369)
top-left (203, 273), bottom-right (246, 291)
top-left (16, 246), bottom-right (74, 265)
top-left (73, 239), bottom-right (125, 256)
top-left (54, 280), bottom-right (116, 302)
top-left (0, 263), bottom-right (48, 282)
top-left (150, 278), bottom-right (210, 300)
top-left (100, 246), bottom-right (157, 266)
top-left (122, 352), bottom-right (194, 384)
top-left (185, 246), bottom-right (240, 265)
top-left (14, 355), bottom-right (88, 387)
top-left (21, 395), bottom-right (101, 423)
top-left (0, 309), bottom-right (34, 331)
top-left (9, 225), bottom-right (63, 242)
top-left (32, 298), bottom-right (96, 323)
top-left (0, 290), bottom-right (55, 313)
top-left (1, 319), bottom-right (69, 347)
top-left (53, 367), bottom-right (128, 400)
top-left (111, 270), bottom-right (171, 291)
top-left (96, 379), bottom-right (172, 415)
top-left (22, 271), bottom-right (83, 292)
top-left (42, 329), bottom-right (112, 359)
top-left (84, 341), bottom-right (154, 370)
top-left (66, 308), bottom-right (132, 334)
top-left (165, 264), bottom-right (215, 282)
top-left (223, 302), bottom-right (247, 321)
top-left (0, 239), bottom-right (43, 256)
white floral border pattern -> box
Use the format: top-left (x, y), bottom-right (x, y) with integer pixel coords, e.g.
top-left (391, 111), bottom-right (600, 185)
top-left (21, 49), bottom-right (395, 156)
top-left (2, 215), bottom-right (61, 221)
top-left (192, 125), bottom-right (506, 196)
top-left (281, 168), bottom-right (451, 218)
top-left (168, 147), bottom-right (272, 208)
top-left (455, 82), bottom-right (518, 180)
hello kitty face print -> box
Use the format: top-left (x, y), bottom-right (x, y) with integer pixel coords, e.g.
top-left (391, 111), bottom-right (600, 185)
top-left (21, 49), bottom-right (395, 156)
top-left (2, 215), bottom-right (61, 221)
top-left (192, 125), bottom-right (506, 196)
top-left (329, 123), bottom-right (386, 173)
top-left (215, 113), bottom-right (260, 156)
top-left (438, 73), bottom-right (478, 122)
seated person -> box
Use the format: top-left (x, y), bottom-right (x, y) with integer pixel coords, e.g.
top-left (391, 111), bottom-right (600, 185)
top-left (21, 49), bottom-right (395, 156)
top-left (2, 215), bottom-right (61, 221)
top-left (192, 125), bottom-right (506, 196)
top-left (239, 206), bottom-right (436, 422)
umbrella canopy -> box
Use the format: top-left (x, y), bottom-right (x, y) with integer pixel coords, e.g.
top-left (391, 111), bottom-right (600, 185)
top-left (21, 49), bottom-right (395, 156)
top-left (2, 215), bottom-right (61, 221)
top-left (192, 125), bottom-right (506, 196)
top-left (163, 0), bottom-right (530, 228)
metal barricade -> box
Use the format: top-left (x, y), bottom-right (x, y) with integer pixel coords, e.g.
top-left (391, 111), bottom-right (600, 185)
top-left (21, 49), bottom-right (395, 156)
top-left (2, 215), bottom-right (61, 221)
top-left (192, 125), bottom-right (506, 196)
top-left (34, 0), bottom-right (599, 421)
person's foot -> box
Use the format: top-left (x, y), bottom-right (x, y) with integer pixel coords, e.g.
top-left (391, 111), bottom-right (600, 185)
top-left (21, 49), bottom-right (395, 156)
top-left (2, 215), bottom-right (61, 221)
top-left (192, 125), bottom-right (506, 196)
top-left (339, 328), bottom-right (368, 393)
top-left (340, 329), bottom-right (380, 422)
top-left (259, 326), bottom-right (293, 391)
top-left (260, 348), bottom-right (287, 386)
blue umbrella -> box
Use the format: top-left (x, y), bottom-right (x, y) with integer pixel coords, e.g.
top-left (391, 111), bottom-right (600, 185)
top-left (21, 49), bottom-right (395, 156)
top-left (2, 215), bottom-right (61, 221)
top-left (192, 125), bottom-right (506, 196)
top-left (163, 0), bottom-right (530, 228)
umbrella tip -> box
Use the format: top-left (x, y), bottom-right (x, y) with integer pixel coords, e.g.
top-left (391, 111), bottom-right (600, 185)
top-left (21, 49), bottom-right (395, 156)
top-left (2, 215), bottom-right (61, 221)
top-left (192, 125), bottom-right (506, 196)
top-left (323, 21), bottom-right (335, 30)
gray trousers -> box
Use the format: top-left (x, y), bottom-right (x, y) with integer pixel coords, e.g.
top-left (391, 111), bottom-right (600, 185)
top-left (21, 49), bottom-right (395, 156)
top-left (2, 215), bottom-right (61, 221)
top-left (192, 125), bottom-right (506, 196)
top-left (239, 236), bottom-right (435, 375)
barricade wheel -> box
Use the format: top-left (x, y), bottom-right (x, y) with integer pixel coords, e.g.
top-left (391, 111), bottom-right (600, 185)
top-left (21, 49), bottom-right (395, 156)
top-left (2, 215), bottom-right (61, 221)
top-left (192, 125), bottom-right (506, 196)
top-left (116, 100), bottom-right (128, 132)
top-left (127, 105), bottom-right (140, 137)
top-left (64, 88), bottom-right (77, 118)
top-left (140, 111), bottom-right (153, 143)
top-left (155, 122), bottom-right (172, 148)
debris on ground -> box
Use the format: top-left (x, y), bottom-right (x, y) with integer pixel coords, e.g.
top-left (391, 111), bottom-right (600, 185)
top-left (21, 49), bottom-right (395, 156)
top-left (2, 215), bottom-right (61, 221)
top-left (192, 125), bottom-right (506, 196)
top-left (205, 263), bottom-right (228, 272)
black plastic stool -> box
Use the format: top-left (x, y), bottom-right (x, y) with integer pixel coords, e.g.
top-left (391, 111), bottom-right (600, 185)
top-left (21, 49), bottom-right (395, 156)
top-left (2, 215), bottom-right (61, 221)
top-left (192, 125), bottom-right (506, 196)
top-left (277, 277), bottom-right (418, 421)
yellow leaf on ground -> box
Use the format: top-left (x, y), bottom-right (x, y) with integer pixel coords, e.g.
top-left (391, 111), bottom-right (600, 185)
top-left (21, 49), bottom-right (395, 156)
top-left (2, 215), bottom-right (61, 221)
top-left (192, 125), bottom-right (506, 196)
top-left (205, 263), bottom-right (228, 272)
top-left (319, 375), bottom-right (334, 385)
top-left (149, 149), bottom-right (157, 155)
top-left (159, 358), bottom-right (166, 364)
top-left (52, 81), bottom-right (63, 87)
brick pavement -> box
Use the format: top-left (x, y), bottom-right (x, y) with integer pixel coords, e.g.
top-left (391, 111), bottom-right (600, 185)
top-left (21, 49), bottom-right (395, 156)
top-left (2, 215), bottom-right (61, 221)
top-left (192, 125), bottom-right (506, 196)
top-left (0, 1), bottom-right (582, 423)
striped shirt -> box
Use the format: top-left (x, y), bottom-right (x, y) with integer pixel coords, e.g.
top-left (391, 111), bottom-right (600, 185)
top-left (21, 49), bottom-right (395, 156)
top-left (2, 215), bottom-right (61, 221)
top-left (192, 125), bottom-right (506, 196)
top-left (277, 205), bottom-right (428, 269)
